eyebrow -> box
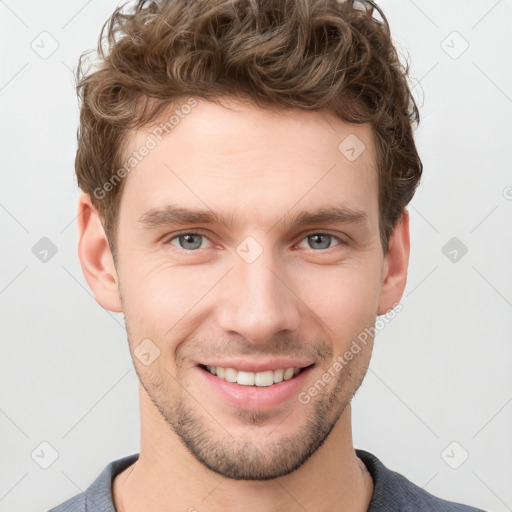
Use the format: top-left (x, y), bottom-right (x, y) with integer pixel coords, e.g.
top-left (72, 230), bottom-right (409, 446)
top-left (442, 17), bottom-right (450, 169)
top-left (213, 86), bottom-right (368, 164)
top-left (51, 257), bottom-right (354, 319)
top-left (137, 204), bottom-right (368, 232)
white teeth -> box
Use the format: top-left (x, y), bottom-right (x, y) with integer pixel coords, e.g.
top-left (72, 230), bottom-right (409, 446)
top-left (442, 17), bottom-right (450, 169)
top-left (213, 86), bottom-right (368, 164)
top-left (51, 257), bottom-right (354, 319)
top-left (273, 368), bottom-right (284, 383)
top-left (283, 368), bottom-right (294, 381)
top-left (204, 365), bottom-right (306, 386)
top-left (237, 371), bottom-right (255, 386)
top-left (225, 367), bottom-right (237, 383)
top-left (255, 370), bottom-right (274, 387)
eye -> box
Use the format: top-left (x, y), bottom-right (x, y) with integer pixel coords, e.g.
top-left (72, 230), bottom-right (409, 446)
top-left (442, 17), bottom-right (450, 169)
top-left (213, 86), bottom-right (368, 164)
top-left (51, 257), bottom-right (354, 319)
top-left (297, 233), bottom-right (344, 251)
top-left (166, 232), bottom-right (212, 251)
top-left (163, 231), bottom-right (345, 253)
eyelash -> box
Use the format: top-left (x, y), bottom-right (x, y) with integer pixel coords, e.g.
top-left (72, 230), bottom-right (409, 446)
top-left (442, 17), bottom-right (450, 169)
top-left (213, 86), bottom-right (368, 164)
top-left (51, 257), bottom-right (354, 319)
top-left (162, 230), bottom-right (347, 254)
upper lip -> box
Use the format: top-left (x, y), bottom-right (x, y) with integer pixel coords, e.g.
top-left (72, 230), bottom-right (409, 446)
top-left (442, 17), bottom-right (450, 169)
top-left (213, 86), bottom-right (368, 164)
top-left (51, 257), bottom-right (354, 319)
top-left (197, 358), bottom-right (315, 373)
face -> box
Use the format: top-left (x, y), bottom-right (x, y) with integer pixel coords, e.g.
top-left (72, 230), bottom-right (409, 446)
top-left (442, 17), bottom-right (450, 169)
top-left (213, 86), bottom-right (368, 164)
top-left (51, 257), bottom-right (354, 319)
top-left (111, 97), bottom-right (389, 480)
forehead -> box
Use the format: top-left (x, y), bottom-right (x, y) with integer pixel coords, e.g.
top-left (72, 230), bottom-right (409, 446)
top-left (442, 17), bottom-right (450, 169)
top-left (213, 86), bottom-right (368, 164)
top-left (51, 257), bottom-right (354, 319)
top-left (118, 97), bottom-right (379, 231)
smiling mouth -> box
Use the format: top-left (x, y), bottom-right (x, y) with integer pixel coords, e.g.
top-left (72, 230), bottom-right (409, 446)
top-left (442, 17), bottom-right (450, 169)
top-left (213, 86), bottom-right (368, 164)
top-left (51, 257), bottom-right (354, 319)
top-left (198, 363), bottom-right (315, 387)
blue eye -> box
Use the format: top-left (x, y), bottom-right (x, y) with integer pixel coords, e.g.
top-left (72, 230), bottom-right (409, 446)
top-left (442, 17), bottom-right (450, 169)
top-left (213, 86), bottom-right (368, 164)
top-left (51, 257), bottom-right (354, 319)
top-left (168, 233), bottom-right (211, 251)
top-left (165, 231), bottom-right (344, 253)
top-left (297, 233), bottom-right (342, 251)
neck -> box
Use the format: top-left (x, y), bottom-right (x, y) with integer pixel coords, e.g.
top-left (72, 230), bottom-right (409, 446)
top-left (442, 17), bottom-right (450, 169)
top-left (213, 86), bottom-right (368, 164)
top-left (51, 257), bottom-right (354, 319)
top-left (113, 386), bottom-right (374, 512)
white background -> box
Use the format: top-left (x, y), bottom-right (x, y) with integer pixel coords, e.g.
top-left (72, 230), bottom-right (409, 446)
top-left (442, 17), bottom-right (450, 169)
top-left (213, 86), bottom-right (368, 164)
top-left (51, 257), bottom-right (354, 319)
top-left (0, 1), bottom-right (511, 511)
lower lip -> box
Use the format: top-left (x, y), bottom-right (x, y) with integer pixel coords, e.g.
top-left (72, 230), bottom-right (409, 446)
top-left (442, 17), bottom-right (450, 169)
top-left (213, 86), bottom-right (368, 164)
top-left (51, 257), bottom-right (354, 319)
top-left (195, 364), bottom-right (315, 411)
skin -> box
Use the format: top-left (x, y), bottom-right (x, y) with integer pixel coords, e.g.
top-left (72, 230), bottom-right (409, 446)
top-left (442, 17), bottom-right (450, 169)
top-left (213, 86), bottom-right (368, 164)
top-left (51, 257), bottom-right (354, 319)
top-left (77, 97), bottom-right (410, 512)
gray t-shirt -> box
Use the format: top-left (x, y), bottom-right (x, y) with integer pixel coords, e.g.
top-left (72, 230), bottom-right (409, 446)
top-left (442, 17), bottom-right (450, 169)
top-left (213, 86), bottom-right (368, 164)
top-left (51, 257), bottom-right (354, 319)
top-left (47, 449), bottom-right (486, 511)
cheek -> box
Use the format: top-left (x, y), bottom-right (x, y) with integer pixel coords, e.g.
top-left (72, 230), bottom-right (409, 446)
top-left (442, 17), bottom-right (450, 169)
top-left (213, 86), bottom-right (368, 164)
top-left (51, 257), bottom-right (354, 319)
top-left (120, 263), bottom-right (218, 346)
top-left (120, 246), bottom-right (383, 353)
top-left (293, 261), bottom-right (382, 339)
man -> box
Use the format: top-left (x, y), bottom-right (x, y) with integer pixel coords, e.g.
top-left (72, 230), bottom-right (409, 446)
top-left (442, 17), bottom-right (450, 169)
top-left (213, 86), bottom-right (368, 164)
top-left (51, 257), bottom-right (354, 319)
top-left (49, 0), bottom-right (485, 510)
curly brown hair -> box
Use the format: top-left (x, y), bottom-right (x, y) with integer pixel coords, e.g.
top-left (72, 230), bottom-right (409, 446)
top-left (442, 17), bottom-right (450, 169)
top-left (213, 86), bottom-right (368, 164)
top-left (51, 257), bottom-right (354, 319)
top-left (75, 0), bottom-right (422, 264)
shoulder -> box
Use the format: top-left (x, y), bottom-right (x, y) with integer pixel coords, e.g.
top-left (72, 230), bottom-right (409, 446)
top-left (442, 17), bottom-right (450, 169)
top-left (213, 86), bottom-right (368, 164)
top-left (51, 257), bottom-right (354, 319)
top-left (47, 453), bottom-right (140, 512)
top-left (47, 494), bottom-right (86, 512)
top-left (356, 449), bottom-right (487, 512)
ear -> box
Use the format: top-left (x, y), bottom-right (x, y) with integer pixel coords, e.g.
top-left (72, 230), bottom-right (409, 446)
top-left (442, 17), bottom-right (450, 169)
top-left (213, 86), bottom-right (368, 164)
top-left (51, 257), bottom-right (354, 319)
top-left (77, 193), bottom-right (122, 313)
top-left (377, 209), bottom-right (410, 315)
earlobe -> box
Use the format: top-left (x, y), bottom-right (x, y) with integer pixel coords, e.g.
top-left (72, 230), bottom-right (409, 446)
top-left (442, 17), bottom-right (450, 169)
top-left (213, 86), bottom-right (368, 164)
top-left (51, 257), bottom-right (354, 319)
top-left (377, 209), bottom-right (410, 316)
top-left (77, 193), bottom-right (123, 313)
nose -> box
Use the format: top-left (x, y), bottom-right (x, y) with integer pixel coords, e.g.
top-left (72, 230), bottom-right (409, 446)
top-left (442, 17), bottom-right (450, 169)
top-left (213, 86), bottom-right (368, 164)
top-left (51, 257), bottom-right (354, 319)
top-left (216, 245), bottom-right (302, 346)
